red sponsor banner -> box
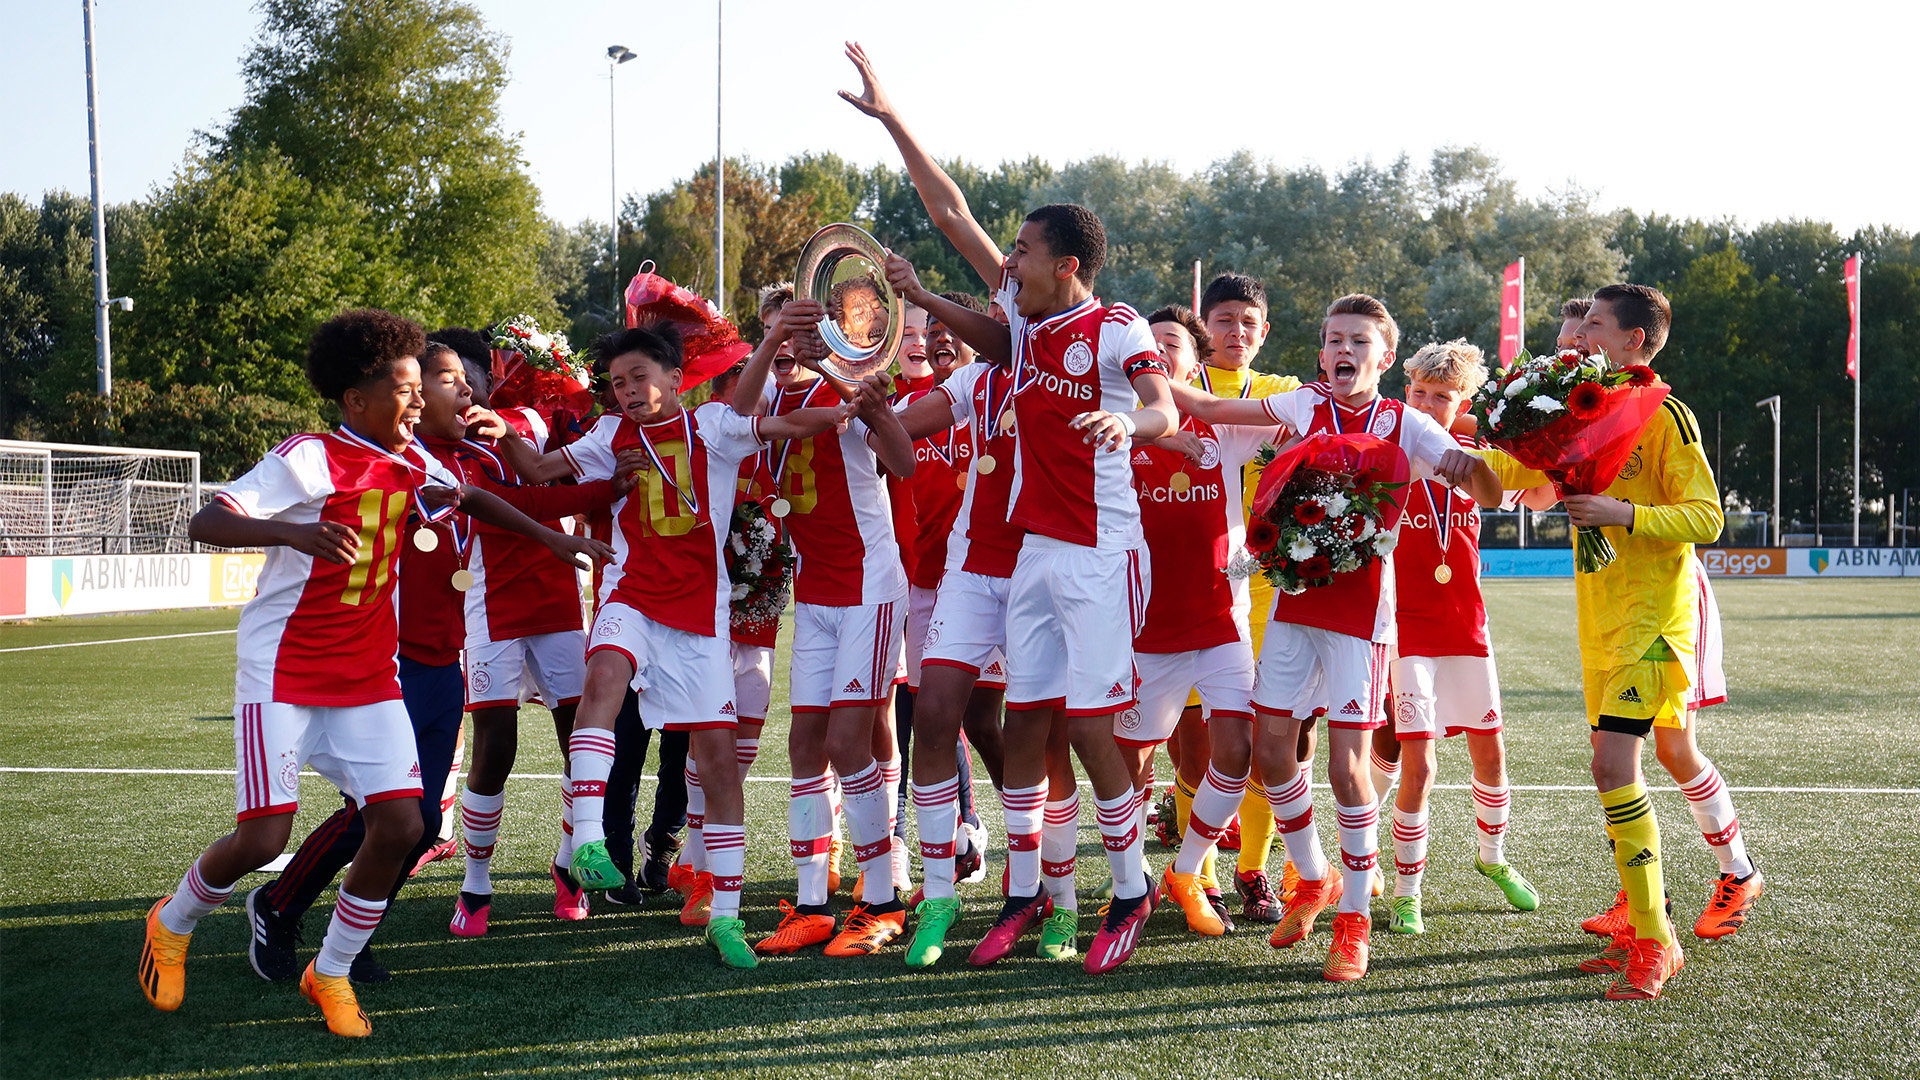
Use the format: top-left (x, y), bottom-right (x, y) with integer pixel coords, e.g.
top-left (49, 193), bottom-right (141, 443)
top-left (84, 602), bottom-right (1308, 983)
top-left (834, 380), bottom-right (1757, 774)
top-left (1498, 259), bottom-right (1525, 368)
top-left (1700, 548), bottom-right (1786, 577)
top-left (1844, 254), bottom-right (1861, 379)
top-left (0, 557), bottom-right (24, 617)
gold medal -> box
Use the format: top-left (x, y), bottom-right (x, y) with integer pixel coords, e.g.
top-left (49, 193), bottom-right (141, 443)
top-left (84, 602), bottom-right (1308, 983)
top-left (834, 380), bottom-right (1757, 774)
top-left (412, 527), bottom-right (438, 553)
top-left (975, 454), bottom-right (997, 475)
top-left (770, 498), bottom-right (792, 519)
top-left (1433, 564), bottom-right (1453, 584)
top-left (955, 474), bottom-right (967, 490)
top-left (999, 410), bottom-right (1016, 434)
top-left (450, 568), bottom-right (476, 592)
top-left (1169, 472), bottom-right (1191, 493)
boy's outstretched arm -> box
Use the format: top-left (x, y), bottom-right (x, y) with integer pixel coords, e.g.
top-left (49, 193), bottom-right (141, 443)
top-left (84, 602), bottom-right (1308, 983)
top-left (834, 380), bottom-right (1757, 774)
top-left (885, 254), bottom-right (1011, 366)
top-left (734, 300), bottom-right (826, 417)
top-left (190, 502), bottom-right (358, 564)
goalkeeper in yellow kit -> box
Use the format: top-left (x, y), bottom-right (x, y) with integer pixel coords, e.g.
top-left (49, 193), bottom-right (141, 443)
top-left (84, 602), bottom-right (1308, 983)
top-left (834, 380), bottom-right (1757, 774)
top-left (1477, 284), bottom-right (1760, 999)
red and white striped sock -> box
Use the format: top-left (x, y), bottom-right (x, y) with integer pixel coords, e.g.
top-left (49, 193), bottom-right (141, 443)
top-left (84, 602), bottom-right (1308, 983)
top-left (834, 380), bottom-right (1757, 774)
top-left (1371, 748), bottom-right (1402, 814)
top-left (1335, 801), bottom-right (1379, 915)
top-left (735, 737), bottom-right (760, 780)
top-left (460, 786), bottom-right (504, 895)
top-left (1266, 772), bottom-right (1328, 881)
top-left (841, 762), bottom-right (894, 904)
top-left (914, 777), bottom-right (962, 900)
top-left (314, 890), bottom-right (385, 978)
top-left (1096, 791), bottom-right (1147, 901)
top-left (1001, 783), bottom-right (1046, 897)
top-left (1391, 807), bottom-right (1429, 897)
top-left (1680, 762), bottom-right (1753, 877)
top-left (1041, 793), bottom-right (1080, 912)
top-left (159, 856), bottom-right (232, 935)
top-left (878, 755), bottom-right (902, 835)
top-left (555, 786), bottom-right (575, 866)
top-left (684, 758), bottom-right (707, 873)
top-left (789, 772), bottom-right (834, 907)
top-left (1175, 765), bottom-right (1248, 876)
top-left (1470, 778), bottom-right (1511, 864)
top-left (566, 728), bottom-right (616, 848)
top-left (704, 823), bottom-right (746, 918)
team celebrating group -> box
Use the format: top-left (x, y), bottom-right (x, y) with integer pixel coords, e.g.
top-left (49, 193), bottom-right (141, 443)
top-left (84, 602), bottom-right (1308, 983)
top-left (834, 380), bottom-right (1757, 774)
top-left (136, 45), bottom-right (1765, 1037)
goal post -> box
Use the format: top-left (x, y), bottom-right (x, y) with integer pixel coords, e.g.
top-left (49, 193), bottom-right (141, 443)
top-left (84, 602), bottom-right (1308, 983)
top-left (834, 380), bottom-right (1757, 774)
top-left (0, 439), bottom-right (202, 556)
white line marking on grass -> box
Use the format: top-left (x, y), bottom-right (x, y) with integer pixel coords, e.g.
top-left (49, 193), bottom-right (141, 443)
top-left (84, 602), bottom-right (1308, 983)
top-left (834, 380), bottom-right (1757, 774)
top-left (0, 629), bottom-right (236, 653)
top-left (1, 766), bottom-right (1915, 795)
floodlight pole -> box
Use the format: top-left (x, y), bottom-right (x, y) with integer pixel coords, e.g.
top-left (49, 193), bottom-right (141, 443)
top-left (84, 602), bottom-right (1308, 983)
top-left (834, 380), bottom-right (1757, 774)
top-left (1757, 395), bottom-right (1781, 546)
top-left (1853, 254), bottom-right (1862, 546)
top-left (608, 46), bottom-right (635, 317)
top-left (714, 0), bottom-right (725, 315)
top-left (83, 0), bottom-right (112, 398)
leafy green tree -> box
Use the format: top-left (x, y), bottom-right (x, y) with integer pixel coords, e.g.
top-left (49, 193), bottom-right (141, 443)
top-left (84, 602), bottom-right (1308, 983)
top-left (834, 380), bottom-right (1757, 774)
top-left (54, 380), bottom-right (325, 479)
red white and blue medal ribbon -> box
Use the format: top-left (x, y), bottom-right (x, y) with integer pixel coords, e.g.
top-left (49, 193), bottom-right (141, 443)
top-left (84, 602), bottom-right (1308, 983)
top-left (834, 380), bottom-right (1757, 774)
top-left (767, 381), bottom-right (822, 516)
top-left (633, 409), bottom-right (700, 518)
top-left (1424, 479), bottom-right (1454, 584)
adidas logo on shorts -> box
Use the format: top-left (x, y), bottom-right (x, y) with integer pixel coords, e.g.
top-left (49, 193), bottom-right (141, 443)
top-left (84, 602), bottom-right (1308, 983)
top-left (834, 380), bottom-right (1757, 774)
top-left (1106, 681), bottom-right (1128, 700)
top-left (1339, 699), bottom-right (1364, 716)
top-left (1616, 687), bottom-right (1644, 704)
top-left (720, 701), bottom-right (736, 715)
top-left (1482, 709), bottom-right (1499, 724)
top-left (843, 679), bottom-right (865, 695)
top-left (984, 661), bottom-right (1004, 679)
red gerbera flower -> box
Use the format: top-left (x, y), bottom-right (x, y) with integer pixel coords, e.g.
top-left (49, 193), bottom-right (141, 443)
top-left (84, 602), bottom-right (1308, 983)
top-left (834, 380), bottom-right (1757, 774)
top-left (1247, 518), bottom-right (1280, 553)
top-left (1623, 365), bottom-right (1657, 386)
top-left (1566, 381), bottom-right (1608, 420)
top-left (1298, 555), bottom-right (1334, 579)
top-left (1293, 502), bottom-right (1327, 526)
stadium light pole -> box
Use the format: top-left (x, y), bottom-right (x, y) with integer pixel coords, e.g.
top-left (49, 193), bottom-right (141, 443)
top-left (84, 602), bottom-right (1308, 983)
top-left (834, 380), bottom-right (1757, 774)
top-left (713, 0), bottom-right (725, 314)
top-left (607, 45), bottom-right (636, 318)
top-left (83, 0), bottom-right (114, 398)
top-left (1757, 395), bottom-right (1781, 546)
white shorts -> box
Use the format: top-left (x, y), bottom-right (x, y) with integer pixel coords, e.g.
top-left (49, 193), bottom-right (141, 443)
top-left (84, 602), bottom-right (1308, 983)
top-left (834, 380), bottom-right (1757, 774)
top-left (1252, 621), bottom-right (1388, 730)
top-left (733, 643), bottom-right (774, 722)
top-left (1005, 538), bottom-right (1146, 716)
top-left (1389, 652), bottom-right (1503, 740)
top-left (922, 570), bottom-right (1012, 689)
top-left (904, 585), bottom-right (937, 689)
top-left (1687, 561), bottom-right (1727, 710)
top-left (1122, 641), bottom-right (1256, 747)
top-left (464, 630), bottom-right (586, 711)
top-left (791, 599), bottom-right (905, 712)
top-left (588, 601), bottom-right (735, 731)
top-left (232, 699), bottom-right (420, 821)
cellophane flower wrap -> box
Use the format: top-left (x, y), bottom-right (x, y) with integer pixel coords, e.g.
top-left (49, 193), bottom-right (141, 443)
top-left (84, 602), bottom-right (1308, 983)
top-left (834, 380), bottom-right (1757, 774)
top-left (489, 315), bottom-right (594, 419)
top-left (1470, 348), bottom-right (1669, 572)
top-left (625, 262), bottom-right (752, 390)
top-left (1226, 432), bottom-right (1409, 595)
top-left (726, 499), bottom-right (794, 634)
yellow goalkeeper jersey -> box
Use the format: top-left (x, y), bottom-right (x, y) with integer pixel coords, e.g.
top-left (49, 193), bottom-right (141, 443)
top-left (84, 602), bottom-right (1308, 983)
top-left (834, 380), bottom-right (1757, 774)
top-left (1197, 365), bottom-right (1301, 640)
top-left (1478, 388), bottom-right (1723, 670)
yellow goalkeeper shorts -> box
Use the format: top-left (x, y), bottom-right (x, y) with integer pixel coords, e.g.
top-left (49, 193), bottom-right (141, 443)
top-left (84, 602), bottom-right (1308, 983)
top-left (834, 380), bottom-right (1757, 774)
top-left (1584, 637), bottom-right (1692, 731)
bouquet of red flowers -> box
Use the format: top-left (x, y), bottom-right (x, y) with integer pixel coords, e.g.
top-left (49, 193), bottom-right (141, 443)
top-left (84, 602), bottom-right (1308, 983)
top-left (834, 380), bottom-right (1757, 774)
top-left (1228, 433), bottom-right (1409, 595)
top-left (1471, 348), bottom-right (1668, 572)
top-left (489, 314), bottom-right (594, 419)
top-left (625, 261), bottom-right (752, 391)
top-left (726, 499), bottom-right (795, 635)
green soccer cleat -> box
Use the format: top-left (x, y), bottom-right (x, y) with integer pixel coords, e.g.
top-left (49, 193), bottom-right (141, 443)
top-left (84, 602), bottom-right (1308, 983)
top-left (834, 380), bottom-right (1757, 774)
top-left (1092, 877), bottom-right (1114, 901)
top-left (1037, 908), bottom-right (1080, 960)
top-left (1387, 895), bottom-right (1425, 935)
top-left (906, 897), bottom-right (962, 968)
top-left (1475, 856), bottom-right (1541, 911)
top-left (704, 916), bottom-right (760, 969)
top-left (570, 839), bottom-right (623, 891)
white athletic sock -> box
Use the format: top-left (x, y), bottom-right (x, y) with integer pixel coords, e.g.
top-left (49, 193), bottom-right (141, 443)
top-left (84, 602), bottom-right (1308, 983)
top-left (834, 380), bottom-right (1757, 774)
top-left (555, 787), bottom-right (575, 866)
top-left (1391, 807), bottom-right (1429, 898)
top-left (1174, 765), bottom-right (1248, 876)
top-left (314, 891), bottom-right (384, 978)
top-left (841, 762), bottom-right (894, 904)
top-left (1266, 773), bottom-right (1328, 881)
top-left (460, 787), bottom-right (505, 895)
top-left (1134, 762), bottom-right (1156, 882)
top-left (1679, 762), bottom-right (1753, 877)
top-left (1370, 748), bottom-right (1402, 815)
top-left (914, 777), bottom-right (962, 900)
top-left (1470, 778), bottom-right (1511, 865)
top-left (789, 772), bottom-right (834, 907)
top-left (1042, 793), bottom-right (1080, 912)
top-left (1002, 783), bottom-right (1046, 897)
top-left (1335, 801), bottom-right (1379, 915)
top-left (683, 758), bottom-right (708, 873)
top-left (1095, 791), bottom-right (1147, 901)
top-left (735, 737), bottom-right (760, 779)
top-left (704, 823), bottom-right (746, 919)
top-left (566, 728), bottom-right (616, 849)
top-left (159, 856), bottom-right (232, 935)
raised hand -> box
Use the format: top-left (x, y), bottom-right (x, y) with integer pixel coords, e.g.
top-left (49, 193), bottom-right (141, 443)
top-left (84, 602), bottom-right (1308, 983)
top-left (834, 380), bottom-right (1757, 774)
top-left (837, 41), bottom-right (895, 123)
top-left (547, 530), bottom-right (616, 571)
top-left (766, 299), bottom-right (825, 346)
top-left (883, 252), bottom-right (927, 305)
top-left (462, 406), bottom-right (508, 439)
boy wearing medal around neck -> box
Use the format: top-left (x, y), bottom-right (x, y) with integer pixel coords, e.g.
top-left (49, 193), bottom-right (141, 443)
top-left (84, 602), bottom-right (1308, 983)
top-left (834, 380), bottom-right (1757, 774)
top-left (1371, 339), bottom-right (1540, 938)
top-left (144, 310), bottom-right (610, 1037)
top-left (506, 322), bottom-right (867, 969)
top-left (1167, 294), bottom-right (1501, 982)
top-left (1129, 305), bottom-right (1287, 939)
top-left (727, 285), bottom-right (923, 959)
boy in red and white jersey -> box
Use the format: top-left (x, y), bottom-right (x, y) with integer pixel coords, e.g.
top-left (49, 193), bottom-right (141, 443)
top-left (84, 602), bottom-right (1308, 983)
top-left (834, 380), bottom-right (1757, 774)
top-left (140, 310), bottom-right (608, 1036)
top-left (1130, 306), bottom-right (1284, 939)
top-left (731, 290), bottom-right (920, 958)
top-left (1369, 339), bottom-right (1540, 936)
top-left (1169, 294), bottom-right (1501, 982)
top-left (506, 323), bottom-right (863, 969)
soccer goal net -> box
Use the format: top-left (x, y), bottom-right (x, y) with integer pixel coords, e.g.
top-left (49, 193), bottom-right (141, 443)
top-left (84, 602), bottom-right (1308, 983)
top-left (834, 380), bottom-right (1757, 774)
top-left (0, 440), bottom-right (202, 555)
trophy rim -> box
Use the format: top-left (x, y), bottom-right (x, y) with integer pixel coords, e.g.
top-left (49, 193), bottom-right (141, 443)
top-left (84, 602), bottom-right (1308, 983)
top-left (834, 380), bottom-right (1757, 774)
top-left (794, 223), bottom-right (901, 383)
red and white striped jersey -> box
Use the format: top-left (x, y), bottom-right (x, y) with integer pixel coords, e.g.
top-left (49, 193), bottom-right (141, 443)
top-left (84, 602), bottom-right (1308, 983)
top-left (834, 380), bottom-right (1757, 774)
top-left (1257, 387), bottom-right (1461, 642)
top-left (1004, 292), bottom-right (1169, 549)
top-left (1395, 432), bottom-right (1490, 658)
top-left (1131, 416), bottom-right (1280, 653)
top-left (935, 361), bottom-right (1024, 579)
top-left (760, 381), bottom-right (908, 607)
top-left (218, 428), bottom-right (460, 706)
top-left (900, 385), bottom-right (973, 590)
top-left (562, 403), bottom-right (768, 636)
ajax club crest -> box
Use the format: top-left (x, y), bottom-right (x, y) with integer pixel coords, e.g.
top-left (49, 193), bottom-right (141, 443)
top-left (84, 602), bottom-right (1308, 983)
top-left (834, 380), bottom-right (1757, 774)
top-left (1063, 340), bottom-right (1094, 377)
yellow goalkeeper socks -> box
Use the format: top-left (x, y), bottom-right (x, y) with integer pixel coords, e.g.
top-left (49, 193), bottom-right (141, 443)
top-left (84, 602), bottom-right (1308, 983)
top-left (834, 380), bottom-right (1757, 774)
top-left (1236, 783), bottom-right (1277, 876)
top-left (1601, 781), bottom-right (1672, 947)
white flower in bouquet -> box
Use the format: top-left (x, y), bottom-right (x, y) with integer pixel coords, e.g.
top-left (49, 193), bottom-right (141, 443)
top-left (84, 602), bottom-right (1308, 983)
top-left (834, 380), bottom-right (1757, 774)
top-left (1356, 517), bottom-right (1376, 541)
top-left (1224, 548), bottom-right (1261, 581)
top-left (1504, 377), bottom-right (1531, 398)
top-left (1373, 531), bottom-right (1399, 556)
top-left (729, 534), bottom-right (747, 555)
top-left (1528, 395), bottom-right (1564, 414)
top-left (528, 332), bottom-right (552, 351)
top-left (754, 520), bottom-right (776, 542)
top-left (745, 555), bottom-right (763, 576)
top-left (1288, 537), bottom-right (1318, 561)
top-left (1322, 492), bottom-right (1351, 517)
top-left (730, 583), bottom-right (751, 601)
top-left (1488, 401), bottom-right (1506, 428)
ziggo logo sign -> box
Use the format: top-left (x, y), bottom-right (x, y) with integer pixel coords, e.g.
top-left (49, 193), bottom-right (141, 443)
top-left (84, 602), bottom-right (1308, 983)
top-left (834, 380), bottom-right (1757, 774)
top-left (1701, 549), bottom-right (1784, 576)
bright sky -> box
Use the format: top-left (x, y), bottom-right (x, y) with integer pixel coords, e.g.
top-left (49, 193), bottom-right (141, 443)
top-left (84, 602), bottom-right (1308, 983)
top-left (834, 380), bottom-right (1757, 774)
top-left (6, 0), bottom-right (1917, 240)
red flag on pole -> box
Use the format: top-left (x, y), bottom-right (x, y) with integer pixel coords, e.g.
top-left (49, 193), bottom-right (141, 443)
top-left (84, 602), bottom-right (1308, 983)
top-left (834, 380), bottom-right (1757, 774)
top-left (1498, 258), bottom-right (1525, 368)
top-left (1844, 254), bottom-right (1861, 379)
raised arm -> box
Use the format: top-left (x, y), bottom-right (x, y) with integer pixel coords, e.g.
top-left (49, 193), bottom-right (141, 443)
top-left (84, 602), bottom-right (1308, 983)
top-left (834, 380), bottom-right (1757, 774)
top-left (885, 253), bottom-right (1011, 367)
top-left (189, 500), bottom-right (360, 564)
top-left (840, 42), bottom-right (1004, 287)
top-left (733, 299), bottom-right (825, 416)
top-left (852, 373), bottom-right (916, 478)
top-left (453, 487), bottom-right (614, 569)
top-left (1164, 377), bottom-right (1284, 426)
top-left (1070, 370), bottom-right (1179, 452)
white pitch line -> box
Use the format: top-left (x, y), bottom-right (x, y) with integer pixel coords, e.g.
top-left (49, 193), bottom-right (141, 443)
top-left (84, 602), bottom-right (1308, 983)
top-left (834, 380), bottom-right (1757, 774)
top-left (0, 766), bottom-right (1914, 796)
top-left (0, 629), bottom-right (236, 653)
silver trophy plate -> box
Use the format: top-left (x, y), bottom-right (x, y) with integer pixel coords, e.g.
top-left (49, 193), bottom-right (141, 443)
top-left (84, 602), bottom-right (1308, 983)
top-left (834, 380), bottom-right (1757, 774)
top-left (794, 223), bottom-right (901, 383)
